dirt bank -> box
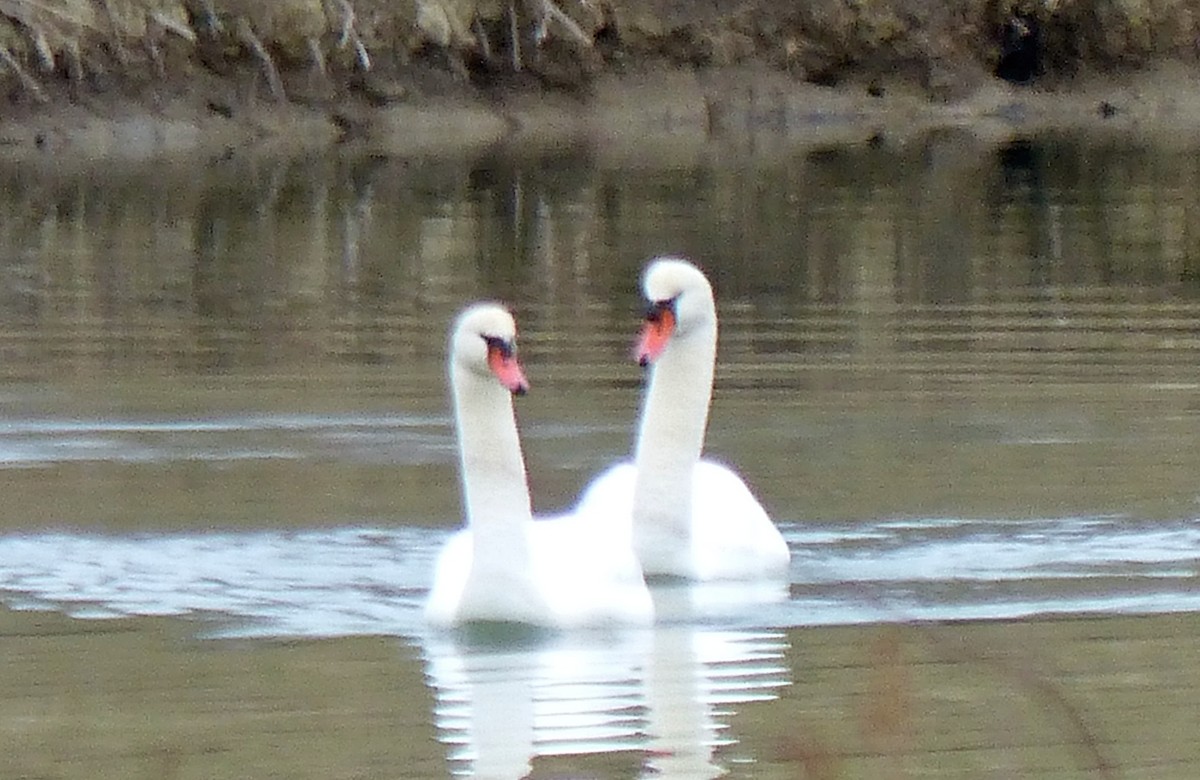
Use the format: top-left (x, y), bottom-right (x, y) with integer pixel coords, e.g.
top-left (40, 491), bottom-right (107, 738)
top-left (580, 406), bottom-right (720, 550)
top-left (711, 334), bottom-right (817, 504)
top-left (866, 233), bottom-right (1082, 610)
top-left (5, 0), bottom-right (1200, 158)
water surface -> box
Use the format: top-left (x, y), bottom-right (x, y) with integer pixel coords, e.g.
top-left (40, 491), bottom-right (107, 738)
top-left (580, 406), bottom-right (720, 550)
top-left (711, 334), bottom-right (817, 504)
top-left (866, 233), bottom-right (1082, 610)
top-left (1, 132), bottom-right (1199, 776)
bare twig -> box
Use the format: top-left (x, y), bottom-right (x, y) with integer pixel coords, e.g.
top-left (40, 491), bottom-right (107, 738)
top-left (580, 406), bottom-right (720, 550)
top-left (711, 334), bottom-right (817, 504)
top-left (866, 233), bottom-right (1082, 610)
top-left (920, 628), bottom-right (1120, 780)
top-left (149, 11), bottom-right (197, 43)
top-left (508, 2), bottom-right (520, 71)
top-left (196, 0), bottom-right (222, 34)
top-left (329, 0), bottom-right (370, 71)
top-left (145, 32), bottom-right (165, 78)
top-left (333, 0), bottom-right (354, 46)
top-left (537, 0), bottom-right (591, 48)
top-left (31, 27), bottom-right (54, 70)
top-left (236, 16), bottom-right (285, 101)
top-left (472, 16), bottom-right (492, 63)
top-left (65, 36), bottom-right (83, 84)
top-left (0, 40), bottom-right (48, 102)
top-left (308, 36), bottom-right (326, 75)
top-left (98, 0), bottom-right (130, 66)
top-left (352, 37), bottom-right (369, 70)
top-left (841, 578), bottom-right (1121, 780)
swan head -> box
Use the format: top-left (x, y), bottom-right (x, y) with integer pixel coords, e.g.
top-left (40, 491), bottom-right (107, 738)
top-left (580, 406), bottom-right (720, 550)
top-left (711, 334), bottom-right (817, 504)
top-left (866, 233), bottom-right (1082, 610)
top-left (451, 303), bottom-right (530, 394)
top-left (636, 257), bottom-right (715, 366)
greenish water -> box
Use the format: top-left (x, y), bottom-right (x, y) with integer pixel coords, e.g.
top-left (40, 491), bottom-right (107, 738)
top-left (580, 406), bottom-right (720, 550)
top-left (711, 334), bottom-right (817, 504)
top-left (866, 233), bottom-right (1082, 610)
top-left (1, 132), bottom-right (1199, 777)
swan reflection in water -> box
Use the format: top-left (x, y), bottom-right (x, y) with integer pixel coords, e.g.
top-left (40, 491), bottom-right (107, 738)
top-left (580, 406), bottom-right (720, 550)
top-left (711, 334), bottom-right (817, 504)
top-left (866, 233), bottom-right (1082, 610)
top-left (423, 596), bottom-right (790, 778)
top-left (8, 514), bottom-right (1199, 774)
top-left (0, 529), bottom-right (791, 778)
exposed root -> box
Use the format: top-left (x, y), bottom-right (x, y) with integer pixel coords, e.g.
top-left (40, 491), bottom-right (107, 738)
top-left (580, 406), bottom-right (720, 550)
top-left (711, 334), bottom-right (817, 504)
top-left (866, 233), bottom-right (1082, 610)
top-left (508, 2), bottom-right (520, 72)
top-left (149, 10), bottom-right (196, 43)
top-left (536, 0), bottom-right (591, 49)
top-left (0, 0), bottom-right (598, 101)
top-left (353, 38), bottom-right (369, 70)
top-left (193, 0), bottom-right (222, 35)
top-left (31, 27), bottom-right (54, 70)
top-left (143, 9), bottom-right (196, 80)
top-left (0, 40), bottom-right (47, 102)
top-left (472, 16), bottom-right (492, 64)
top-left (99, 0), bottom-right (130, 67)
top-left (65, 36), bottom-right (83, 84)
top-left (328, 0), bottom-right (370, 71)
top-left (503, 0), bottom-right (594, 72)
top-left (144, 25), bottom-right (164, 78)
top-left (235, 16), bottom-right (285, 101)
top-left (308, 36), bottom-right (325, 76)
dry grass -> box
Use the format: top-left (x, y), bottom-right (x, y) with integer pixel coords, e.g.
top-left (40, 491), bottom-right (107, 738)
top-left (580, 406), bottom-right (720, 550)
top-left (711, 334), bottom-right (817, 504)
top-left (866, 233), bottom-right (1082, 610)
top-left (0, 0), bottom-right (602, 101)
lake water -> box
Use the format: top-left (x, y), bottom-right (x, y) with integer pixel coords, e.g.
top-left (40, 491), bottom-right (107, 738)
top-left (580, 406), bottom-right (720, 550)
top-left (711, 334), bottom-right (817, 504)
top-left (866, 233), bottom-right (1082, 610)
top-left (1, 130), bottom-right (1199, 777)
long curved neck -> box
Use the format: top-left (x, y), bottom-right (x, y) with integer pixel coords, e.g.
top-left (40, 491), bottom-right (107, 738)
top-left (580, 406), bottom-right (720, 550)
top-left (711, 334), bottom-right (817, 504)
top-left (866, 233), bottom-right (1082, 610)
top-left (632, 316), bottom-right (716, 539)
top-left (452, 365), bottom-right (534, 565)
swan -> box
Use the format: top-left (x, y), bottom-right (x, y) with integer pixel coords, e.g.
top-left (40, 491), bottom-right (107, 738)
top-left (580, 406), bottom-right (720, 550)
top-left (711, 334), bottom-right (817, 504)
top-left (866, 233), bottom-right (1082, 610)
top-left (577, 258), bottom-right (791, 581)
top-left (425, 303), bottom-right (654, 628)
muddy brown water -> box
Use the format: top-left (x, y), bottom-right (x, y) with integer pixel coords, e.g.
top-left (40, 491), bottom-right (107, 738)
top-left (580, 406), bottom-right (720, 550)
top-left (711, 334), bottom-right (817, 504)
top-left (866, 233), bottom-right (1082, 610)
top-left (0, 131), bottom-right (1199, 777)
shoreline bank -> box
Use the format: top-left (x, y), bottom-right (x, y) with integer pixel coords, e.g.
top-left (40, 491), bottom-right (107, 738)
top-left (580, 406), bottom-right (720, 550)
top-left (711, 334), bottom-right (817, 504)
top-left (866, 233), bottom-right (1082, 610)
top-left (7, 62), bottom-right (1200, 163)
top-left (7, 1), bottom-right (1200, 160)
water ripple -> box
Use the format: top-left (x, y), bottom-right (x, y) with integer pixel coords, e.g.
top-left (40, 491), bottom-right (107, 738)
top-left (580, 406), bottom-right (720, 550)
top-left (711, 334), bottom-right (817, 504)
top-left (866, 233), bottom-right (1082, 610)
top-left (0, 514), bottom-right (1196, 638)
top-left (0, 414), bottom-right (451, 466)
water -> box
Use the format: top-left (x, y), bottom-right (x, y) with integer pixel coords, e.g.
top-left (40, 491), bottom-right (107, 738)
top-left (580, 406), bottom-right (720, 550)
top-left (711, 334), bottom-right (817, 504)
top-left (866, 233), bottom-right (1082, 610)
top-left (1, 505), bottom-right (1198, 634)
top-left (1, 132), bottom-right (1199, 776)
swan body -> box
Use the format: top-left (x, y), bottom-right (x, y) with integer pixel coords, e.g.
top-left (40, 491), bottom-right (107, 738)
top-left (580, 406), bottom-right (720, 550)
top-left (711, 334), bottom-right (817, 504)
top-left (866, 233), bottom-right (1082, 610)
top-left (579, 258), bottom-right (790, 581)
top-left (425, 303), bottom-right (653, 628)
top-left (577, 460), bottom-right (787, 582)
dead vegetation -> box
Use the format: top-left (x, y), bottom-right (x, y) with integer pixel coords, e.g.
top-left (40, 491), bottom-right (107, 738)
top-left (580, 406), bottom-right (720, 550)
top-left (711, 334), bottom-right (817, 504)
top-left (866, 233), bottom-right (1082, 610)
top-left (0, 0), bottom-right (608, 103)
top-left (3, 1), bottom-right (1200, 113)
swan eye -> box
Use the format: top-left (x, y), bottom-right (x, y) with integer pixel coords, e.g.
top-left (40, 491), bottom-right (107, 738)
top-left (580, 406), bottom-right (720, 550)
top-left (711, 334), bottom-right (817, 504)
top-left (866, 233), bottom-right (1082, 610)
top-left (482, 335), bottom-right (515, 358)
top-left (644, 298), bottom-right (676, 323)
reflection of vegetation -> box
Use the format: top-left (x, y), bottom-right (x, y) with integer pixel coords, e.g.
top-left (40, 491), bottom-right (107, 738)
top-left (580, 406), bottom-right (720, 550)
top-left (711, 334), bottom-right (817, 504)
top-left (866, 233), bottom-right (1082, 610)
top-left (1, 136), bottom-right (1200, 381)
top-left (985, 136), bottom-right (1196, 293)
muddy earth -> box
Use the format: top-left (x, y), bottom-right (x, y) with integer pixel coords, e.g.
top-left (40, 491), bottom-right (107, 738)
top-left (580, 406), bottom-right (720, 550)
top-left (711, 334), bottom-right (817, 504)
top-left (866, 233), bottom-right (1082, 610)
top-left (4, 0), bottom-right (1200, 157)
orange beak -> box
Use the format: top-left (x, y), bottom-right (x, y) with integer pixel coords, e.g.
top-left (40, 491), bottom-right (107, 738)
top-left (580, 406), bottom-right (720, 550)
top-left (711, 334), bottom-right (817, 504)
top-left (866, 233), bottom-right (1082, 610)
top-left (635, 302), bottom-right (676, 367)
top-left (487, 341), bottom-right (530, 395)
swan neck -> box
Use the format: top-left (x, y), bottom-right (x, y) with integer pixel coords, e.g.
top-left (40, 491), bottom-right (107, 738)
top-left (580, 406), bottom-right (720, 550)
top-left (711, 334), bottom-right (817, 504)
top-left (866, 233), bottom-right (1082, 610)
top-left (452, 364), bottom-right (534, 558)
top-left (632, 320), bottom-right (715, 539)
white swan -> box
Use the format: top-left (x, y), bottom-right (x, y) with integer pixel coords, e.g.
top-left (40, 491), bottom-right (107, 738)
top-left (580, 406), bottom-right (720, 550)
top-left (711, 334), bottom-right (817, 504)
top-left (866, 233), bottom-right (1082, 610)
top-left (578, 258), bottom-right (791, 581)
top-left (425, 303), bottom-right (654, 628)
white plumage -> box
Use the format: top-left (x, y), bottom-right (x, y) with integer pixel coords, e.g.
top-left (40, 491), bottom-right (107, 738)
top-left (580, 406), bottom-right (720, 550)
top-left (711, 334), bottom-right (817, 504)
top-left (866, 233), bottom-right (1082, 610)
top-left (425, 303), bottom-right (654, 628)
top-left (576, 258), bottom-right (791, 581)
